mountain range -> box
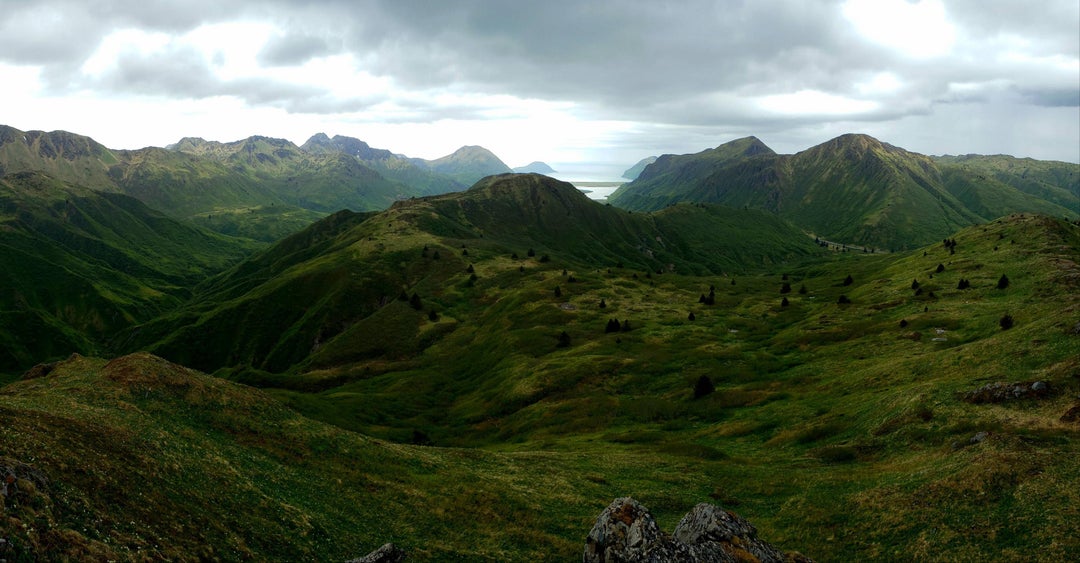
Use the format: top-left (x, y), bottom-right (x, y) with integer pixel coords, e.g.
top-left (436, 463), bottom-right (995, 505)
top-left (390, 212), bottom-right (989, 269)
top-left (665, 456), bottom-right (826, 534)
top-left (609, 134), bottom-right (1078, 250)
top-left (2, 123), bottom-right (1079, 560)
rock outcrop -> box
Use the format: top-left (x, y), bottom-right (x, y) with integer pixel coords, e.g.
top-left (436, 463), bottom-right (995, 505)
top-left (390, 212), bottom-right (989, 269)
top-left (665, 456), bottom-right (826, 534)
top-left (584, 497), bottom-right (812, 562)
top-left (960, 381), bottom-right (1050, 404)
top-left (346, 542), bottom-right (406, 563)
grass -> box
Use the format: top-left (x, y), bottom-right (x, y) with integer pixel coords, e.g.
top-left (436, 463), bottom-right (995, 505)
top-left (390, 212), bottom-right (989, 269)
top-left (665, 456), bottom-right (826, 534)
top-left (2, 169), bottom-right (1078, 560)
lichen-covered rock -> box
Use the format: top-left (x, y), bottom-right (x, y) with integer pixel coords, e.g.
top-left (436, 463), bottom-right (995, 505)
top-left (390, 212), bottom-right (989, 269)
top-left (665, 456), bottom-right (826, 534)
top-left (673, 503), bottom-right (788, 562)
top-left (346, 542), bottom-right (406, 563)
top-left (960, 381), bottom-right (1050, 404)
top-left (584, 497), bottom-right (812, 563)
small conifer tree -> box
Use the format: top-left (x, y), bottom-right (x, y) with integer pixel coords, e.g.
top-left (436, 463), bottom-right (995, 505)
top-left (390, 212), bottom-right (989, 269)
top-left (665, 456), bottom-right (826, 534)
top-left (693, 375), bottom-right (715, 399)
top-left (843, 274), bottom-right (854, 286)
top-left (911, 279), bottom-right (920, 290)
top-left (781, 297), bottom-right (790, 307)
top-left (409, 293), bottom-right (422, 310)
top-left (556, 331), bottom-right (571, 348)
top-left (688, 311), bottom-right (696, 321)
top-left (781, 282), bottom-right (791, 294)
top-left (997, 274), bottom-right (1010, 289)
top-left (554, 285), bottom-right (562, 298)
top-left (527, 248), bottom-right (535, 257)
top-left (599, 298), bottom-right (607, 309)
top-left (999, 313), bottom-right (1014, 330)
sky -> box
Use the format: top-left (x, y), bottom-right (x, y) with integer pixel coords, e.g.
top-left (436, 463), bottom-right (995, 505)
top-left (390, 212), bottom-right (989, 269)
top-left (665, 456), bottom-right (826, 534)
top-left (1, 0), bottom-right (1077, 179)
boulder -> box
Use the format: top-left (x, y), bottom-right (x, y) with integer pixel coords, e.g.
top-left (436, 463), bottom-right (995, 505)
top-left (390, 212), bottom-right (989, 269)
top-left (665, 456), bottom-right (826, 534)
top-left (584, 497), bottom-right (812, 563)
top-left (347, 542), bottom-right (406, 563)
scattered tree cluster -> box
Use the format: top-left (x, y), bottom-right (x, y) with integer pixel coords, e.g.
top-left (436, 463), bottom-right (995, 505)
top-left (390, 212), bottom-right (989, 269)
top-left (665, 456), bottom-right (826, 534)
top-left (605, 319), bottom-right (632, 333)
top-left (957, 278), bottom-right (971, 290)
top-left (943, 238), bottom-right (958, 255)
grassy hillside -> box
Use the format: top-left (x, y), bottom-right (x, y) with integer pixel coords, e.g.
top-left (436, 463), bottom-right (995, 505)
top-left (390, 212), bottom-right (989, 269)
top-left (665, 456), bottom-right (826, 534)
top-left (0, 171), bottom-right (257, 373)
top-left (4, 212), bottom-right (1078, 561)
top-left (125, 174), bottom-right (822, 373)
top-left (610, 134), bottom-right (1078, 250)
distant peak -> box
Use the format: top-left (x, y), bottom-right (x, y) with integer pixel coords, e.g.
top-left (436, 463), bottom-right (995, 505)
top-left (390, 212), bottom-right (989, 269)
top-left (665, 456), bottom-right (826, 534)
top-left (304, 132), bottom-right (331, 145)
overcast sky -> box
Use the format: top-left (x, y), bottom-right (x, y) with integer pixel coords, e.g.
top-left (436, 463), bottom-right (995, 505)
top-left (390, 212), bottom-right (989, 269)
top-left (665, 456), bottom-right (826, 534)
top-left (1, 0), bottom-right (1077, 178)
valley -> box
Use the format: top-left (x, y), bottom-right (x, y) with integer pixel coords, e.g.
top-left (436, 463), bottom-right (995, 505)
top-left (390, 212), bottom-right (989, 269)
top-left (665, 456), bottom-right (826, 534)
top-left (1, 127), bottom-right (1078, 561)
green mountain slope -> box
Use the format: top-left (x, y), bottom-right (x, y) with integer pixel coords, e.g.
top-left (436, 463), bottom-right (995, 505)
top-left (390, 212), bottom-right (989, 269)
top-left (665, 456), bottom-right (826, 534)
top-left (125, 173), bottom-right (822, 374)
top-left (422, 145), bottom-right (513, 185)
top-left (0, 171), bottom-right (256, 373)
top-left (302, 133), bottom-right (467, 196)
top-left (5, 212), bottom-right (1078, 561)
top-left (610, 134), bottom-right (1078, 250)
top-left (622, 155), bottom-right (657, 180)
top-left (934, 154), bottom-right (1080, 212)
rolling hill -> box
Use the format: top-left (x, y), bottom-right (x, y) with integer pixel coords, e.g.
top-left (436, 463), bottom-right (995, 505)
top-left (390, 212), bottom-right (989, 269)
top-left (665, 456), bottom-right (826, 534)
top-left (609, 134), bottom-right (1078, 250)
top-left (4, 207), bottom-right (1078, 560)
top-left (0, 171), bottom-right (257, 373)
top-left (124, 173), bottom-right (823, 374)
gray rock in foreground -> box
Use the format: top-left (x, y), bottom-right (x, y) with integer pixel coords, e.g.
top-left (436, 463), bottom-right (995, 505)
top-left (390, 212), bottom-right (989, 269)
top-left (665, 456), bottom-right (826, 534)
top-left (584, 497), bottom-right (812, 563)
top-left (347, 542), bottom-right (406, 563)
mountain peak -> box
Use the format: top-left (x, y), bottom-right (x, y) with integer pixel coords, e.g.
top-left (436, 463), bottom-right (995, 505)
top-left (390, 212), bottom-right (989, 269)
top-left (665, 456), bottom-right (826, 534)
top-left (426, 145), bottom-right (512, 186)
top-left (512, 161), bottom-right (557, 174)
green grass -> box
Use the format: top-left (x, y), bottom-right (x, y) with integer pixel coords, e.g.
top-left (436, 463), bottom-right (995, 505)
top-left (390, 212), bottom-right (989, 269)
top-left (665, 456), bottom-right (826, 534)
top-left (2, 167), bottom-right (1078, 560)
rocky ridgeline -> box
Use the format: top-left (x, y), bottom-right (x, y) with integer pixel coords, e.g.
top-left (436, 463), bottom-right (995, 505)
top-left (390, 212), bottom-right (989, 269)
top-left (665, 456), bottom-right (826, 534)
top-left (584, 497), bottom-right (812, 563)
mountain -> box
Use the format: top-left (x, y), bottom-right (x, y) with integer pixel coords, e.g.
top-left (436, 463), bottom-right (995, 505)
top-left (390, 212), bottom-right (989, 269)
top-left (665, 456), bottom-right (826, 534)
top-left (609, 134), bottom-right (1079, 250)
top-left (301, 133), bottom-right (466, 196)
top-left (6, 211), bottom-right (1078, 561)
top-left (0, 170), bottom-right (256, 372)
top-left (124, 173), bottom-right (822, 374)
top-left (622, 156), bottom-right (657, 180)
top-left (421, 145), bottom-right (513, 185)
top-left (512, 161), bottom-right (556, 174)
top-left (0, 125), bottom-right (473, 243)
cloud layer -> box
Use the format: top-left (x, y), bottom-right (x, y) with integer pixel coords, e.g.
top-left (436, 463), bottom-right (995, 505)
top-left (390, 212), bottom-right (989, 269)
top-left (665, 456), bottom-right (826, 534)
top-left (1, 0), bottom-right (1076, 169)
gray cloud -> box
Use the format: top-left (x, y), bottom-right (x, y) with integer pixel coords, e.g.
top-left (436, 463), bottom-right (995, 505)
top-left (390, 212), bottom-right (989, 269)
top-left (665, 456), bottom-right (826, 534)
top-left (1, 0), bottom-right (1076, 162)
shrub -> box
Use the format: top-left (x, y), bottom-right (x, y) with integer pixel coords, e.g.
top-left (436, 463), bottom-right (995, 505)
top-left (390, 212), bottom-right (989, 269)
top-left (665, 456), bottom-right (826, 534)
top-left (409, 293), bottom-right (422, 310)
top-left (843, 274), bottom-right (854, 286)
top-left (554, 286), bottom-right (562, 298)
top-left (899, 319), bottom-right (908, 328)
top-left (599, 298), bottom-right (607, 309)
top-left (1000, 314), bottom-right (1014, 330)
top-left (527, 248), bottom-right (535, 257)
top-left (781, 297), bottom-right (790, 307)
top-left (428, 309), bottom-right (439, 322)
top-left (781, 282), bottom-right (791, 294)
top-left (837, 295), bottom-right (851, 304)
top-left (936, 263), bottom-right (945, 273)
top-left (911, 279), bottom-right (920, 290)
top-left (466, 264), bottom-right (474, 273)
top-left (693, 375), bottom-right (715, 398)
top-left (688, 311), bottom-right (696, 321)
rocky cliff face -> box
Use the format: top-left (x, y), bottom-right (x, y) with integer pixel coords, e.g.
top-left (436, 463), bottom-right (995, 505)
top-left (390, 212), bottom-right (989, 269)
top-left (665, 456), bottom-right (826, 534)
top-left (584, 497), bottom-right (812, 563)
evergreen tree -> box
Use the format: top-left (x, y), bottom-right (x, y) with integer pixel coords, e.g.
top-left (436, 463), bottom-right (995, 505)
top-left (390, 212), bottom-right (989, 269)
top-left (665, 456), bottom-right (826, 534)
top-left (605, 318), bottom-right (621, 333)
top-left (409, 293), bottom-right (422, 310)
top-left (780, 282), bottom-right (791, 294)
top-left (843, 274), bottom-right (854, 286)
top-left (999, 313), bottom-right (1014, 330)
top-left (781, 297), bottom-right (790, 307)
top-left (837, 295), bottom-right (851, 304)
top-left (466, 264), bottom-right (475, 273)
top-left (428, 309), bottom-right (439, 322)
top-left (688, 311), bottom-right (696, 321)
top-left (693, 375), bottom-right (715, 399)
top-left (936, 263), bottom-right (945, 273)
top-left (599, 298), bottom-right (607, 309)
top-left (527, 248), bottom-right (535, 257)
top-left (556, 331), bottom-right (571, 348)
top-left (554, 285), bottom-right (562, 298)
top-left (997, 274), bottom-right (1010, 289)
top-left (911, 279), bottom-right (920, 290)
